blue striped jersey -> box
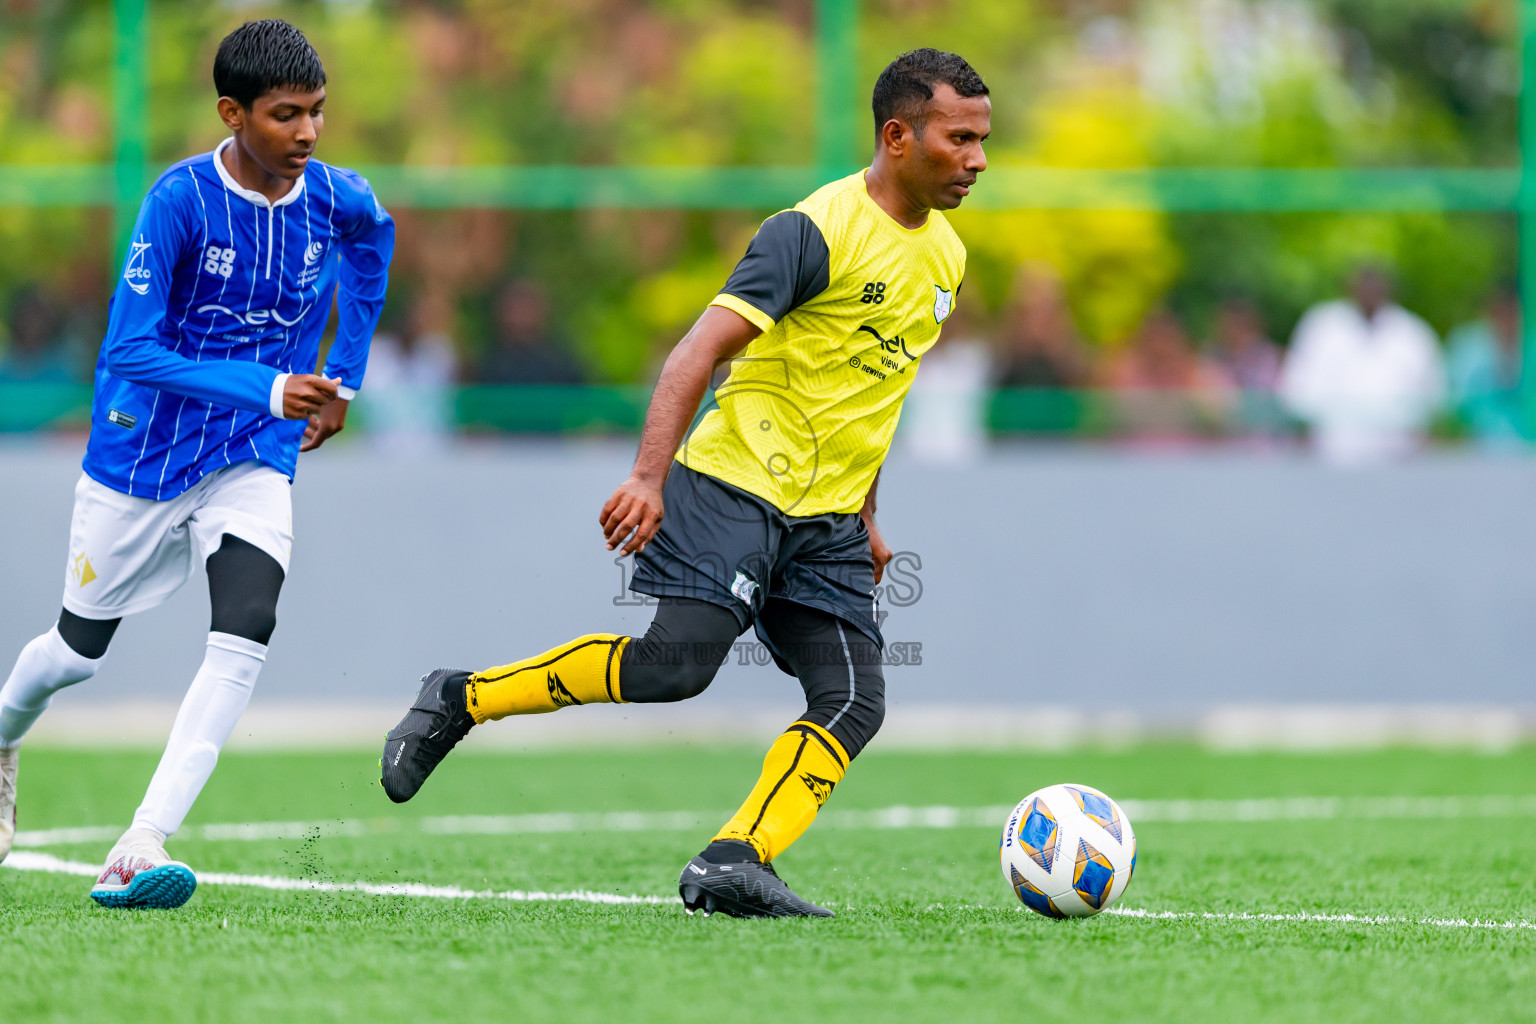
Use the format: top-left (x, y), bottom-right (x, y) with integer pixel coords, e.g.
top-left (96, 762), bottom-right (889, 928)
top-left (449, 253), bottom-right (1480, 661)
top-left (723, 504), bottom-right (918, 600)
top-left (85, 138), bottom-right (395, 499)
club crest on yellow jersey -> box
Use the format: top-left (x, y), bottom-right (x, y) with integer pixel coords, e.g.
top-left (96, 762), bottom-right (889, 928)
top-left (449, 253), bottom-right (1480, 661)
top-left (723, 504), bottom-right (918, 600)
top-left (934, 285), bottom-right (954, 323)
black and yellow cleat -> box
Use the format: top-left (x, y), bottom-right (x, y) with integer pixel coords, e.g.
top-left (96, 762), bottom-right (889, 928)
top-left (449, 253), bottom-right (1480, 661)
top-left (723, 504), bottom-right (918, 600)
top-left (677, 841), bottom-right (834, 919)
top-left (380, 668), bottom-right (475, 803)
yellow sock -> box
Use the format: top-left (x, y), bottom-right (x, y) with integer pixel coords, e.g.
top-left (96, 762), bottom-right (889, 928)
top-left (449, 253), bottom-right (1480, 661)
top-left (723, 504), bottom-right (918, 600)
top-left (712, 721), bottom-right (849, 862)
top-left (466, 634), bottom-right (630, 723)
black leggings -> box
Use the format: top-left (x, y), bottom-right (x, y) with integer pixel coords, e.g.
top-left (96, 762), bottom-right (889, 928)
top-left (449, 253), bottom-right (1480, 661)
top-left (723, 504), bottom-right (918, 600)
top-left (56, 533), bottom-right (285, 658)
top-left (205, 535), bottom-right (285, 644)
top-left (619, 597), bottom-right (886, 759)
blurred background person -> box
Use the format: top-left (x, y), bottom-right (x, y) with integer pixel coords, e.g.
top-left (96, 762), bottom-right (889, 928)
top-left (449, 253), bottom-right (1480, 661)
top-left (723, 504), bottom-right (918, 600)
top-left (994, 264), bottom-right (1092, 390)
top-left (1207, 294), bottom-right (1285, 440)
top-left (900, 301), bottom-right (991, 465)
top-left (1102, 307), bottom-right (1232, 443)
top-left (1209, 295), bottom-right (1281, 393)
top-left (476, 278), bottom-right (584, 386)
top-left (361, 293), bottom-right (460, 453)
top-left (1280, 266), bottom-right (1446, 465)
top-left (1446, 284), bottom-right (1526, 452)
top-left (0, 287), bottom-right (76, 384)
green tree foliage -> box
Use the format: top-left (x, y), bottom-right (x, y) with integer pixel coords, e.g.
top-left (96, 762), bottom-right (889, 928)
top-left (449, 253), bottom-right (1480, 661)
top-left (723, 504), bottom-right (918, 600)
top-left (0, 0), bottom-right (1521, 372)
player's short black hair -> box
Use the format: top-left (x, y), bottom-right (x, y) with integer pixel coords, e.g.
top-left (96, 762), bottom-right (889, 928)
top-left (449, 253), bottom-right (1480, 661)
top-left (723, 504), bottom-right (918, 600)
top-left (214, 19), bottom-right (326, 109)
top-left (871, 48), bottom-right (988, 137)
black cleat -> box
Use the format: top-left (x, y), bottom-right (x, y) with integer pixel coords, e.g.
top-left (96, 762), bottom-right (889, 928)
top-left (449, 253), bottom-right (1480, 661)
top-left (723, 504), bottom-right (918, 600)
top-left (380, 668), bottom-right (475, 803)
top-left (678, 854), bottom-right (835, 919)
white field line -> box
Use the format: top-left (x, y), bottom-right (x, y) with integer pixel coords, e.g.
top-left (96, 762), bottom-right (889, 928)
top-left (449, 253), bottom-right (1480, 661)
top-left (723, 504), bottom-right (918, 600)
top-left (1, 851), bottom-right (671, 905)
top-left (14, 795), bottom-right (1536, 850)
top-left (5, 851), bottom-right (1533, 932)
top-left (1104, 907), bottom-right (1536, 933)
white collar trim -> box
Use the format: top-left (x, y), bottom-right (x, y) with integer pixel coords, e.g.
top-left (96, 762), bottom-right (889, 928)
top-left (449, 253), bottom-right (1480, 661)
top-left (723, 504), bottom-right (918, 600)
top-left (213, 137), bottom-right (307, 209)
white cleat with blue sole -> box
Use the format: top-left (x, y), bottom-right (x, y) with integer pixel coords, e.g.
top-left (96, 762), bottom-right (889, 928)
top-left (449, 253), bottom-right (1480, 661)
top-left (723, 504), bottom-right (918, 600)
top-left (90, 829), bottom-right (197, 909)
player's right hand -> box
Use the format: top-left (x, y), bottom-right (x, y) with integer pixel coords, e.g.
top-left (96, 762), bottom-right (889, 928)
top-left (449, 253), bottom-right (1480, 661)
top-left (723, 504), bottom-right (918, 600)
top-left (601, 476), bottom-right (664, 555)
top-left (282, 374), bottom-right (341, 420)
top-left (863, 513), bottom-right (894, 585)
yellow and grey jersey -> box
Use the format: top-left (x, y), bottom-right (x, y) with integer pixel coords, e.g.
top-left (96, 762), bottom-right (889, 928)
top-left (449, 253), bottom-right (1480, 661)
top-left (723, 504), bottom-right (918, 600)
top-left (679, 170), bottom-right (967, 516)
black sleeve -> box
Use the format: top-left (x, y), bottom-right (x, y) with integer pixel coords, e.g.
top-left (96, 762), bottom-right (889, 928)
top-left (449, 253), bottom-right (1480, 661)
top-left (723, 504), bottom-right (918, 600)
top-left (717, 210), bottom-right (831, 324)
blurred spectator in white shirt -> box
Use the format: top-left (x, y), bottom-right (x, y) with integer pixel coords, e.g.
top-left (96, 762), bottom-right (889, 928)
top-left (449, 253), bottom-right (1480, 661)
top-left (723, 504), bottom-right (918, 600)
top-left (901, 302), bottom-right (990, 464)
top-left (362, 293), bottom-right (460, 453)
top-left (1446, 285), bottom-right (1526, 451)
top-left (1280, 267), bottom-right (1446, 464)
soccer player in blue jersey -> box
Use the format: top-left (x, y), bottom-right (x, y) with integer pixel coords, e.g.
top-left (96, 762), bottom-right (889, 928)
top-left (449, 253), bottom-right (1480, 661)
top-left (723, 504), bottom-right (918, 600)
top-left (0, 20), bottom-right (393, 908)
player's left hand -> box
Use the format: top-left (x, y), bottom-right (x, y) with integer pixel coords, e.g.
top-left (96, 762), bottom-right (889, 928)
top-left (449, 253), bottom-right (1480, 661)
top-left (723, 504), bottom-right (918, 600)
top-left (602, 475), bottom-right (665, 556)
top-left (863, 512), bottom-right (893, 584)
top-left (300, 398), bottom-right (349, 452)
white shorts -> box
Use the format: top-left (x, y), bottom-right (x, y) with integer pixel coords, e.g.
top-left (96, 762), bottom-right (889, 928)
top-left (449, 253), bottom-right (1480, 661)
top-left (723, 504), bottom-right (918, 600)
top-left (62, 462), bottom-right (294, 620)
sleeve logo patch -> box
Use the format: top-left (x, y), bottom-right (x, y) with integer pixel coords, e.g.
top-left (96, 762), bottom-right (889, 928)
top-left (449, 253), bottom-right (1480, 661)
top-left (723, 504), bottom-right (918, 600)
top-left (123, 237), bottom-right (152, 295)
top-left (933, 285), bottom-right (954, 324)
top-left (107, 409), bottom-right (138, 429)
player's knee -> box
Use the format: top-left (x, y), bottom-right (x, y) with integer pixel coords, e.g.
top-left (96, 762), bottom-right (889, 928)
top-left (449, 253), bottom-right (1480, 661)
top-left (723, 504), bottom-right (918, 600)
top-left (858, 685), bottom-right (887, 744)
top-left (244, 608), bottom-right (278, 646)
top-left (210, 596), bottom-right (278, 646)
top-left (206, 535), bottom-right (284, 645)
top-left (804, 663), bottom-right (885, 760)
top-left (56, 610), bottom-right (119, 662)
top-left (617, 598), bottom-right (739, 704)
top-left (621, 639), bottom-right (726, 703)
top-left (671, 653), bottom-right (725, 700)
top-left (824, 694), bottom-right (885, 760)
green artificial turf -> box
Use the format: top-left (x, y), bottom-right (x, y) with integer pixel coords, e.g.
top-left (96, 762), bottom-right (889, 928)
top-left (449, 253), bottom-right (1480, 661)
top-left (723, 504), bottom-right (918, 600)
top-left (2, 746), bottom-right (1534, 1023)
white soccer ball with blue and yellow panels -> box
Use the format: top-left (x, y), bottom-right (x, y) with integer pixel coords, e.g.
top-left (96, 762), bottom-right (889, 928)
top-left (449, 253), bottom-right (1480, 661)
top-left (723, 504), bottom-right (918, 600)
top-left (1000, 783), bottom-right (1136, 918)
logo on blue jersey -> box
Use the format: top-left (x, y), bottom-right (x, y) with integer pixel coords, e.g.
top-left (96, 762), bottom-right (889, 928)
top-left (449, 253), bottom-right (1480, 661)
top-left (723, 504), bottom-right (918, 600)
top-left (197, 299), bottom-right (313, 328)
top-left (123, 237), bottom-right (152, 295)
top-left (203, 246), bottom-right (236, 279)
top-left (303, 241), bottom-right (326, 265)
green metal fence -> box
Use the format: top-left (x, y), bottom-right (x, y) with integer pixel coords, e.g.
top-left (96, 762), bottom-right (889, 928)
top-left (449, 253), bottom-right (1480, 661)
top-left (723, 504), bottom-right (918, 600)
top-left (1, 0), bottom-right (1534, 422)
top-left (0, 381), bottom-right (1298, 439)
top-left (0, 1), bottom-right (1525, 222)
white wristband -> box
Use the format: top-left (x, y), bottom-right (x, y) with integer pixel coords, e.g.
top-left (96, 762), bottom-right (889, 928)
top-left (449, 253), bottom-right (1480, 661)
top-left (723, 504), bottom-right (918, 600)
top-left (269, 373), bottom-right (291, 419)
top-left (336, 385), bottom-right (356, 401)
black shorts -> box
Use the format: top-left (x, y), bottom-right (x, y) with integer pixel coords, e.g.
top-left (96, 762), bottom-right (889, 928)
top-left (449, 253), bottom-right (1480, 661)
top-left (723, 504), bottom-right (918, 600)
top-left (631, 464), bottom-right (883, 656)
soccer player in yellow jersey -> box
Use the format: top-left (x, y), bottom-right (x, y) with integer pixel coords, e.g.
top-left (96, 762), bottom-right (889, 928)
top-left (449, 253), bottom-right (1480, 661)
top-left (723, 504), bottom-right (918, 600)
top-left (381, 48), bottom-right (990, 918)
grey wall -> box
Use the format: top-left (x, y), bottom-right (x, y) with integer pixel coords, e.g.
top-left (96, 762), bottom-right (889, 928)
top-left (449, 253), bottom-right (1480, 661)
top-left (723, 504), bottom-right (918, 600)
top-left (3, 439), bottom-right (1534, 714)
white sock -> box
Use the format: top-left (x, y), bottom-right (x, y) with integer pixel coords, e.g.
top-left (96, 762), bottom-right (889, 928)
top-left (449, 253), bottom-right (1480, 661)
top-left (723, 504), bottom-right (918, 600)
top-left (113, 826), bottom-right (168, 853)
top-left (0, 626), bottom-right (103, 748)
top-left (131, 632), bottom-right (265, 838)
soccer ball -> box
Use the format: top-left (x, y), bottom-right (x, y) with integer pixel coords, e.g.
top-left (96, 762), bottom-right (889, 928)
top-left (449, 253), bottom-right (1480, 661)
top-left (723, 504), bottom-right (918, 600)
top-left (1000, 783), bottom-right (1136, 918)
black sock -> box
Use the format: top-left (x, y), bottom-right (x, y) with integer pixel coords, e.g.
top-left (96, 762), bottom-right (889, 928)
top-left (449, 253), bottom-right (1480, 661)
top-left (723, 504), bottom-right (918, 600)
top-left (699, 839), bottom-right (760, 864)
